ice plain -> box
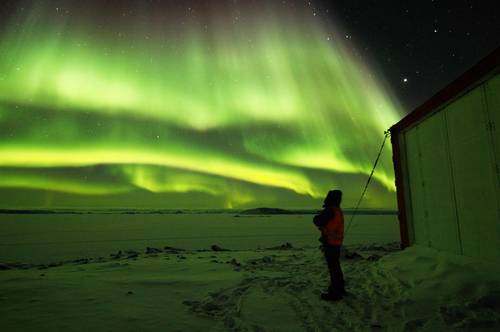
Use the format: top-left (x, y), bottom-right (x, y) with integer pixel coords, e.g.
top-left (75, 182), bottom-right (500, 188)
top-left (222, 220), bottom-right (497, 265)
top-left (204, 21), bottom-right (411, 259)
top-left (1, 213), bottom-right (499, 331)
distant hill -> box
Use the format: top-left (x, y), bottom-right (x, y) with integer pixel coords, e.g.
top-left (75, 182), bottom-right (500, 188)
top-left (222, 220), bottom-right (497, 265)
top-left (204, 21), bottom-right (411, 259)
top-left (236, 208), bottom-right (398, 216)
top-left (238, 207), bottom-right (293, 215)
top-left (0, 208), bottom-right (397, 215)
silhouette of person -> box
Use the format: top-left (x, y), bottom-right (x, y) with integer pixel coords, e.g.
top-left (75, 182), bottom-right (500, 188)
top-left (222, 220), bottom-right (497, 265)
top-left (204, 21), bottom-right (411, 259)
top-left (313, 190), bottom-right (345, 301)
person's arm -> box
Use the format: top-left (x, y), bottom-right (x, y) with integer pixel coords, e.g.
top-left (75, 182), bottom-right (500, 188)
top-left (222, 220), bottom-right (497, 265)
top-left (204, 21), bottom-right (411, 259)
top-left (313, 211), bottom-right (326, 227)
top-left (330, 210), bottom-right (344, 241)
top-left (313, 209), bottom-right (335, 227)
top-left (314, 209), bottom-right (333, 245)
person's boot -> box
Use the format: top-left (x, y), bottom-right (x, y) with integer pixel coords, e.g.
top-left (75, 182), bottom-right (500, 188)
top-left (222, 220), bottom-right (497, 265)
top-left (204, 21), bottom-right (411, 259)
top-left (326, 285), bottom-right (347, 297)
top-left (320, 292), bottom-right (343, 301)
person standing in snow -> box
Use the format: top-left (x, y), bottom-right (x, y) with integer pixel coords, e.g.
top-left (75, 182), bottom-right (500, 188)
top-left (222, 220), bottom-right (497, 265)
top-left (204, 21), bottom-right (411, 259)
top-left (313, 189), bottom-right (345, 301)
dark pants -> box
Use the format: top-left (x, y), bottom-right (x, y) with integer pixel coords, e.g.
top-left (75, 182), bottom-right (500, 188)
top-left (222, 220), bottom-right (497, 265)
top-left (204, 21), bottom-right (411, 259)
top-left (323, 244), bottom-right (344, 295)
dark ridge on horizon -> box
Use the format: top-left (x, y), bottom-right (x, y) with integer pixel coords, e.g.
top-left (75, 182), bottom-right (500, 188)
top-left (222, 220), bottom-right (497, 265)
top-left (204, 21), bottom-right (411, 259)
top-left (0, 207), bottom-right (398, 215)
top-left (238, 207), bottom-right (292, 215)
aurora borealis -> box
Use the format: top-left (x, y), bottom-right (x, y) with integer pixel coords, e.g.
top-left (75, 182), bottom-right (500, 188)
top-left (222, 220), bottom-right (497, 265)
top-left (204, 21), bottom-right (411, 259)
top-left (0, 0), bottom-right (402, 209)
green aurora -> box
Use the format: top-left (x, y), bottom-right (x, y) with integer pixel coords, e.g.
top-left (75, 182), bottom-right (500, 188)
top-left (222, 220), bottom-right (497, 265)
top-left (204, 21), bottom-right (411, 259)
top-left (0, 1), bottom-right (402, 209)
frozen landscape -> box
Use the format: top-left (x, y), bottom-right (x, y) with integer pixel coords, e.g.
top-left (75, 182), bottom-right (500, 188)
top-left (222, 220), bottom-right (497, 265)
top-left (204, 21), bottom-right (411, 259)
top-left (1, 212), bottom-right (499, 331)
top-left (1, 1), bottom-right (499, 331)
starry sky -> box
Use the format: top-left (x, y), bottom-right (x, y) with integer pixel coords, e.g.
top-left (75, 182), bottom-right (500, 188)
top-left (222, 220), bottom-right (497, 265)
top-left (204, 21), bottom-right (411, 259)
top-left (313, 0), bottom-right (500, 110)
top-left (0, 0), bottom-right (498, 210)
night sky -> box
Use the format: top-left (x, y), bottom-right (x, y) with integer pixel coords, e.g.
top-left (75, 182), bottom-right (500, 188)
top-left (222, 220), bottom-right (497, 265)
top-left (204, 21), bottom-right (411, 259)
top-left (313, 0), bottom-right (500, 110)
top-left (0, 0), bottom-right (498, 209)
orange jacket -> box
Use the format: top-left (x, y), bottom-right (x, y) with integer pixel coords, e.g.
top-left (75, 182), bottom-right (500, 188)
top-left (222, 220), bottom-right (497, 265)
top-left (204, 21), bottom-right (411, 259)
top-left (318, 207), bottom-right (344, 246)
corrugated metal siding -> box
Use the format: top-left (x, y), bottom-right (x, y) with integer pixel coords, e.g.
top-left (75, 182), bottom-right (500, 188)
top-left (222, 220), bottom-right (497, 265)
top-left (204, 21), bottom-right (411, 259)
top-left (484, 74), bottom-right (500, 259)
top-left (401, 72), bottom-right (500, 261)
top-left (445, 85), bottom-right (498, 260)
top-left (418, 112), bottom-right (461, 254)
top-left (484, 74), bottom-right (500, 215)
top-left (404, 127), bottom-right (429, 246)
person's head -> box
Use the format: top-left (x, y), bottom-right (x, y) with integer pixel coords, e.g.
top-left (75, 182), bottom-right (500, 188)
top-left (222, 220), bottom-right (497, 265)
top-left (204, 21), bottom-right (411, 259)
top-left (323, 190), bottom-right (342, 208)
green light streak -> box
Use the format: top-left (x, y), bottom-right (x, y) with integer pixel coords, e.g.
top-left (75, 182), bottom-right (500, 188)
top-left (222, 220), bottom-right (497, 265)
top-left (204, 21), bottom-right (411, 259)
top-left (0, 169), bottom-right (131, 195)
top-left (0, 3), bottom-right (402, 208)
top-left (0, 144), bottom-right (318, 197)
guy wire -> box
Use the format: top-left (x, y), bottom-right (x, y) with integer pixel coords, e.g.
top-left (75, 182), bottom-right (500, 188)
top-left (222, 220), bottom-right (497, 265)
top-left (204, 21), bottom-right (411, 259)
top-left (344, 130), bottom-right (391, 235)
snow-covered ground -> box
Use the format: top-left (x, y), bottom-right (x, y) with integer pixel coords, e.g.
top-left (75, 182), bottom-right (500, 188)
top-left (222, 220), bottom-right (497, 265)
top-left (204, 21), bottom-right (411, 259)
top-left (1, 214), bottom-right (499, 331)
top-left (0, 213), bottom-right (399, 263)
top-left (1, 242), bottom-right (499, 331)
